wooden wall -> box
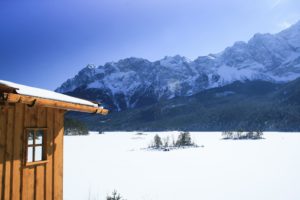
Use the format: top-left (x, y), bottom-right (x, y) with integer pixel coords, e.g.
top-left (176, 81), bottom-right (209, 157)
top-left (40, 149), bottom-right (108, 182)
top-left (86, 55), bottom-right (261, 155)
top-left (0, 103), bottom-right (64, 200)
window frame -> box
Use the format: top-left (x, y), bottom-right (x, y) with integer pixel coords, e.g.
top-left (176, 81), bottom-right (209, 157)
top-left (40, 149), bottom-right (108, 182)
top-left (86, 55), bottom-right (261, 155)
top-left (24, 128), bottom-right (48, 166)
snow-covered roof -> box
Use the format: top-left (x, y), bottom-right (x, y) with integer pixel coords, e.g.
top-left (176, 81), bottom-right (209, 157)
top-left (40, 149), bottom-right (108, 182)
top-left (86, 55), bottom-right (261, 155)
top-left (0, 80), bottom-right (98, 108)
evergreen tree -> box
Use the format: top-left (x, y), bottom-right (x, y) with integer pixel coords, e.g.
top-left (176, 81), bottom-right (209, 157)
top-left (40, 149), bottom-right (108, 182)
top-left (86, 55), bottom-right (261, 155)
top-left (154, 134), bottom-right (163, 148)
top-left (106, 190), bottom-right (124, 200)
top-left (176, 132), bottom-right (192, 146)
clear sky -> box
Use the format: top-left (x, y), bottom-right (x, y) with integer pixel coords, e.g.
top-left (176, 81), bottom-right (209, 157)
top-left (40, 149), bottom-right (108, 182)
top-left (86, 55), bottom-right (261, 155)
top-left (0, 0), bottom-right (300, 90)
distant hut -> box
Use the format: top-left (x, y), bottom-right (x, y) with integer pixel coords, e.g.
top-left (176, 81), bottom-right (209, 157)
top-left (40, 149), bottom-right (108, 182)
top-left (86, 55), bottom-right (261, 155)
top-left (0, 80), bottom-right (108, 200)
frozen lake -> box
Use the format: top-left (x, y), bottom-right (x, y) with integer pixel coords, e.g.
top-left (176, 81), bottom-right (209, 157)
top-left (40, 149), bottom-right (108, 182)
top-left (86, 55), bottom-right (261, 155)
top-left (64, 132), bottom-right (300, 200)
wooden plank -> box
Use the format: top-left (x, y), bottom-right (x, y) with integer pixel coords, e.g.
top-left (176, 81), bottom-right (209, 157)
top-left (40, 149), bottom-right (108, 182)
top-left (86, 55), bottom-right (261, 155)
top-left (35, 107), bottom-right (46, 200)
top-left (35, 166), bottom-right (45, 200)
top-left (4, 105), bottom-right (15, 200)
top-left (6, 93), bottom-right (108, 115)
top-left (53, 110), bottom-right (64, 200)
top-left (45, 108), bottom-right (53, 200)
top-left (22, 167), bottom-right (35, 200)
top-left (11, 103), bottom-right (25, 200)
top-left (22, 106), bottom-right (37, 200)
top-left (37, 106), bottom-right (47, 128)
top-left (0, 106), bottom-right (8, 200)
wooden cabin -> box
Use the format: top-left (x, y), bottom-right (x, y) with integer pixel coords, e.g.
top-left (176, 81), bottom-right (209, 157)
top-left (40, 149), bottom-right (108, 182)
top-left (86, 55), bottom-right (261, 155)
top-left (0, 80), bottom-right (108, 200)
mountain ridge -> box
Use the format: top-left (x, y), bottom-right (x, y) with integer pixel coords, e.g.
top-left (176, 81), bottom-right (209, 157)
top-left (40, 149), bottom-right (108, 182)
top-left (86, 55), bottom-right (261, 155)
top-left (57, 20), bottom-right (300, 111)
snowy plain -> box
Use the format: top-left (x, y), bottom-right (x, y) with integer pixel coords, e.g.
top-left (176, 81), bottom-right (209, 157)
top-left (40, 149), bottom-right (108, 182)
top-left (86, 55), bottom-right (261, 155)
top-left (64, 132), bottom-right (300, 200)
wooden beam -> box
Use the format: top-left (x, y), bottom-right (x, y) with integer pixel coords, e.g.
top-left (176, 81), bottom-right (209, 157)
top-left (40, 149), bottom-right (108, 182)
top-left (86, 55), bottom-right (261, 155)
top-left (22, 105), bottom-right (37, 200)
top-left (0, 106), bottom-right (8, 200)
top-left (35, 106), bottom-right (47, 200)
top-left (4, 105), bottom-right (14, 200)
top-left (4, 93), bottom-right (109, 115)
top-left (0, 85), bottom-right (17, 94)
top-left (45, 107), bottom-right (54, 200)
top-left (11, 103), bottom-right (24, 200)
top-left (53, 109), bottom-right (64, 200)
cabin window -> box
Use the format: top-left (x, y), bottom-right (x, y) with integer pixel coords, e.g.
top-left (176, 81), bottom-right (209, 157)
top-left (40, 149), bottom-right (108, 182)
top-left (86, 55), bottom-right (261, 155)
top-left (25, 128), bottom-right (47, 164)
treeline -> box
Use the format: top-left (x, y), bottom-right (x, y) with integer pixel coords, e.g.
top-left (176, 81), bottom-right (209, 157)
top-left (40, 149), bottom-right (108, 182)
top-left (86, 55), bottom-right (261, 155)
top-left (78, 80), bottom-right (300, 132)
top-left (64, 117), bottom-right (89, 135)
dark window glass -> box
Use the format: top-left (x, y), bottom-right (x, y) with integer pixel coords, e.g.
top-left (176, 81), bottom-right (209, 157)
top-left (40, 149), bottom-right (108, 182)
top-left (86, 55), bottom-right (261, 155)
top-left (26, 129), bottom-right (46, 163)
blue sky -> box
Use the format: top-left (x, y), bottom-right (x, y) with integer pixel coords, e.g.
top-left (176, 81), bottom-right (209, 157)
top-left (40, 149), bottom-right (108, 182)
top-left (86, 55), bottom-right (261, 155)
top-left (0, 0), bottom-right (300, 90)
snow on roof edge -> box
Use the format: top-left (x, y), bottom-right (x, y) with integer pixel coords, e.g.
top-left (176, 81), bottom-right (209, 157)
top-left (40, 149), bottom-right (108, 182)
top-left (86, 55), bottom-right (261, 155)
top-left (0, 80), bottom-right (98, 108)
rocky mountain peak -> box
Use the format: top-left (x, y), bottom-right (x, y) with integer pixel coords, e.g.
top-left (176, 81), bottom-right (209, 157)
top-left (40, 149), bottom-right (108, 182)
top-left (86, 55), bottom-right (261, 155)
top-left (57, 21), bottom-right (300, 111)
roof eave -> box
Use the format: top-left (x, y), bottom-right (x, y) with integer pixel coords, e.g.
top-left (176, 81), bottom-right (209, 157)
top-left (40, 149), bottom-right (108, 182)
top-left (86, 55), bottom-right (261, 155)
top-left (2, 93), bottom-right (109, 115)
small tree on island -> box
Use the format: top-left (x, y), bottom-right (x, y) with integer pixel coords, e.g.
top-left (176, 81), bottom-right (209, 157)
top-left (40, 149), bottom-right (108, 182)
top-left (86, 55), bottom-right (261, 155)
top-left (176, 132), bottom-right (192, 147)
top-left (106, 190), bottom-right (125, 200)
top-left (154, 134), bottom-right (163, 148)
top-left (222, 131), bottom-right (233, 139)
top-left (253, 130), bottom-right (263, 139)
top-left (222, 129), bottom-right (264, 140)
top-left (148, 132), bottom-right (198, 150)
top-left (162, 136), bottom-right (170, 148)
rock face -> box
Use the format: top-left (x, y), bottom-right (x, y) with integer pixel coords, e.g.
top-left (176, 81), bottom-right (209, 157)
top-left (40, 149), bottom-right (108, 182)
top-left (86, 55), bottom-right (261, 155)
top-left (56, 21), bottom-right (300, 111)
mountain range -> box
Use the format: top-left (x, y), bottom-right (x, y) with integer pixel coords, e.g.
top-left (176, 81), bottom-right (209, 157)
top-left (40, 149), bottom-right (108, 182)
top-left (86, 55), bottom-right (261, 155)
top-left (71, 78), bottom-right (300, 131)
top-left (56, 21), bottom-right (300, 131)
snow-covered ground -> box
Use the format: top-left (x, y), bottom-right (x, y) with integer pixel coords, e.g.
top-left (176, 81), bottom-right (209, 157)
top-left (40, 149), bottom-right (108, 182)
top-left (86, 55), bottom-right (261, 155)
top-left (64, 132), bottom-right (300, 200)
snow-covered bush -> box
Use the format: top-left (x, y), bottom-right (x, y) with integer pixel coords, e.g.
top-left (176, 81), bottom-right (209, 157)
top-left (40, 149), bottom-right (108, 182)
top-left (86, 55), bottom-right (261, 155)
top-left (222, 131), bottom-right (233, 139)
top-left (222, 130), bottom-right (264, 140)
top-left (162, 136), bottom-right (170, 148)
top-left (106, 190), bottom-right (126, 200)
top-left (253, 130), bottom-right (263, 139)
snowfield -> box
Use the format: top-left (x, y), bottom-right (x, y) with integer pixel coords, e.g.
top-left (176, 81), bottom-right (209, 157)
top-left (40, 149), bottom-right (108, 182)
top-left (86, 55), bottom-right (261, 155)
top-left (64, 132), bottom-right (300, 200)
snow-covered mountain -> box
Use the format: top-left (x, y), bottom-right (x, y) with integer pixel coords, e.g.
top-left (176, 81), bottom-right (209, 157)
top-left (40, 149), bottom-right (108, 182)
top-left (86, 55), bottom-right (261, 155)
top-left (56, 21), bottom-right (300, 111)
